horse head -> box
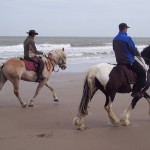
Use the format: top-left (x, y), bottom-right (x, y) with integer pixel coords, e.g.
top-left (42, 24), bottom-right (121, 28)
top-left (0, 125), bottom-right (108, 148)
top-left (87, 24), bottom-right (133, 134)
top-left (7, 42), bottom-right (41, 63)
top-left (141, 45), bottom-right (150, 65)
top-left (47, 48), bottom-right (67, 70)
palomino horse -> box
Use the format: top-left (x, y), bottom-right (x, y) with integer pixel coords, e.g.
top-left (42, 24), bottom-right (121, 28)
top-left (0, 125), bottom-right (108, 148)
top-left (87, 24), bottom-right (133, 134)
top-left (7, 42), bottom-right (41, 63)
top-left (0, 48), bottom-right (67, 107)
top-left (73, 45), bottom-right (150, 130)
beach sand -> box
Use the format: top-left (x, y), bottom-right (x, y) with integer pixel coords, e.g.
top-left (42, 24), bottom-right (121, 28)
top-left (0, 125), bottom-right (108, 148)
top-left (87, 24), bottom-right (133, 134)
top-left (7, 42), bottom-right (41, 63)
top-left (0, 71), bottom-right (150, 150)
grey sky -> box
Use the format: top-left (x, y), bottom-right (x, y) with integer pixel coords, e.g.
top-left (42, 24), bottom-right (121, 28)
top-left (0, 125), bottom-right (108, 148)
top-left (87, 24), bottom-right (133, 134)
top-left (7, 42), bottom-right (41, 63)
top-left (1, 0), bottom-right (150, 37)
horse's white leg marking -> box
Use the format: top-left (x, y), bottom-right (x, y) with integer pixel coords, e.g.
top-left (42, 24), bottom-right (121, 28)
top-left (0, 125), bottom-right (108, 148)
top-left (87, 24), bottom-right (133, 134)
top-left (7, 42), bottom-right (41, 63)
top-left (45, 82), bottom-right (59, 102)
top-left (13, 81), bottom-right (26, 107)
top-left (29, 80), bottom-right (45, 107)
top-left (105, 98), bottom-right (120, 126)
top-left (120, 104), bottom-right (132, 126)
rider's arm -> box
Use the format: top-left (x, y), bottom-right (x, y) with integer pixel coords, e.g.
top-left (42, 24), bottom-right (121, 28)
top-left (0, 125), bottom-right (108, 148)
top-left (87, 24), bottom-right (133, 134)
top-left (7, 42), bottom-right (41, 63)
top-left (127, 37), bottom-right (140, 57)
top-left (29, 40), bottom-right (43, 55)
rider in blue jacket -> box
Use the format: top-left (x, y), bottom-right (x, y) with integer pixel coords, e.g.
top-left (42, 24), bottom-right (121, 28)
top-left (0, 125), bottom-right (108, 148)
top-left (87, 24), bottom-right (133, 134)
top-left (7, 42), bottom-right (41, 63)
top-left (113, 23), bottom-right (146, 97)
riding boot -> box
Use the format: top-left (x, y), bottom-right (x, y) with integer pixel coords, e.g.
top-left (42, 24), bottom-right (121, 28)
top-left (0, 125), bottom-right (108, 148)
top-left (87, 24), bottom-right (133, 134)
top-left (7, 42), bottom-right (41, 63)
top-left (131, 88), bottom-right (141, 97)
top-left (36, 60), bottom-right (45, 82)
top-left (131, 84), bottom-right (143, 97)
top-left (131, 60), bottom-right (147, 97)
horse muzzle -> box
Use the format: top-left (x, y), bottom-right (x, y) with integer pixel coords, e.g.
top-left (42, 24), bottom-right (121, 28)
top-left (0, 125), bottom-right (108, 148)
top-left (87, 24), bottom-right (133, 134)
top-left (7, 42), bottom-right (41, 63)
top-left (60, 64), bottom-right (67, 70)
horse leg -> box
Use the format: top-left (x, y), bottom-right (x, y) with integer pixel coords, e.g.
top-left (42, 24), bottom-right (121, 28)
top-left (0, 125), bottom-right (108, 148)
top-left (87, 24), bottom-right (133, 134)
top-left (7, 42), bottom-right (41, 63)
top-left (12, 80), bottom-right (26, 107)
top-left (143, 92), bottom-right (150, 116)
top-left (120, 96), bottom-right (141, 126)
top-left (104, 93), bottom-right (120, 126)
top-left (28, 81), bottom-right (45, 107)
top-left (45, 82), bottom-right (59, 102)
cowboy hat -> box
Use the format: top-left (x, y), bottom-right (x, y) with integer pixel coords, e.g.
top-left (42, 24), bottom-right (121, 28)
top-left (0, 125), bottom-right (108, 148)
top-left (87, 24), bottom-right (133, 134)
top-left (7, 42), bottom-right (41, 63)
top-left (26, 30), bottom-right (38, 35)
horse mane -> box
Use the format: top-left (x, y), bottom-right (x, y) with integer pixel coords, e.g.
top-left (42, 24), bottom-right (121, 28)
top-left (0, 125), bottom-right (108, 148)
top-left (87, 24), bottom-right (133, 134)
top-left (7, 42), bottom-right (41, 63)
top-left (48, 48), bottom-right (67, 58)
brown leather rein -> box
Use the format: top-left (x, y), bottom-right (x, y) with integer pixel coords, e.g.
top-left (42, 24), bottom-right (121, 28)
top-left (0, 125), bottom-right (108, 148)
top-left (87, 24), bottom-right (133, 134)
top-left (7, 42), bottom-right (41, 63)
top-left (44, 55), bottom-right (59, 73)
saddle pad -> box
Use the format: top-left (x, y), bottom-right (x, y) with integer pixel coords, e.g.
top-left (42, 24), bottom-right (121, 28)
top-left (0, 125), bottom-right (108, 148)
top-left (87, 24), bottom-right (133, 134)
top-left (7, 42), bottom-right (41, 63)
top-left (24, 60), bottom-right (37, 72)
top-left (117, 64), bottom-right (137, 84)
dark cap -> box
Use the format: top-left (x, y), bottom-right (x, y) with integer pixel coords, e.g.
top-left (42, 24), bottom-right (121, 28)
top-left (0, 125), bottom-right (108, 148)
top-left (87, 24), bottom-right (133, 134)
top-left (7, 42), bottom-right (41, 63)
top-left (27, 30), bottom-right (38, 35)
top-left (119, 23), bottom-right (130, 31)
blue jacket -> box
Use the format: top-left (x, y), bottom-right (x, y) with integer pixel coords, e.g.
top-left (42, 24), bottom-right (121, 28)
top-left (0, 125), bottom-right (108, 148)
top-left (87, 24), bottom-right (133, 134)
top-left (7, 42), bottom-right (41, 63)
top-left (113, 31), bottom-right (140, 64)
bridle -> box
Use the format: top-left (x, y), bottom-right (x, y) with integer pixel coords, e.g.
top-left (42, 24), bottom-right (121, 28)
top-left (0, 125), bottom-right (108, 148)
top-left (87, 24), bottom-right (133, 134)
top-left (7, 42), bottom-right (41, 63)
top-left (44, 55), bottom-right (59, 72)
top-left (44, 51), bottom-right (66, 72)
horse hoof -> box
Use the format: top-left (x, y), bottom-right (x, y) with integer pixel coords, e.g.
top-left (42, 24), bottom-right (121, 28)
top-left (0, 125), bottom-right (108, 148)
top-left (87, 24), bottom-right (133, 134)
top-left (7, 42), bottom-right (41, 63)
top-left (28, 103), bottom-right (34, 107)
top-left (120, 119), bottom-right (131, 126)
top-left (121, 122), bottom-right (131, 126)
top-left (73, 116), bottom-right (86, 130)
top-left (77, 126), bottom-right (87, 131)
top-left (22, 104), bottom-right (27, 108)
top-left (54, 99), bottom-right (59, 102)
top-left (113, 121), bottom-right (120, 126)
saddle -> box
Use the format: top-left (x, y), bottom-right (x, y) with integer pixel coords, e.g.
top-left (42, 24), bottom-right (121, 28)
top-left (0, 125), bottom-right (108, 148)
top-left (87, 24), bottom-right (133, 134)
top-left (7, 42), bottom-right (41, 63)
top-left (23, 59), bottom-right (38, 72)
top-left (117, 64), bottom-right (137, 84)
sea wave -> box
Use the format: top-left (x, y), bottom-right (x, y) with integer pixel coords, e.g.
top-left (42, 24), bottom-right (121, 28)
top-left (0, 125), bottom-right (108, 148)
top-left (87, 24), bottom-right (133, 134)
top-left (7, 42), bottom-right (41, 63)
top-left (0, 43), bottom-right (148, 64)
top-left (0, 43), bottom-right (71, 52)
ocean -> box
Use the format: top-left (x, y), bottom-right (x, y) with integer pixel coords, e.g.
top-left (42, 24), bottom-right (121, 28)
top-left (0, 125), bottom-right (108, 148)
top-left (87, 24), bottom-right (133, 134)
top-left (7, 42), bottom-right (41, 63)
top-left (0, 36), bottom-right (149, 72)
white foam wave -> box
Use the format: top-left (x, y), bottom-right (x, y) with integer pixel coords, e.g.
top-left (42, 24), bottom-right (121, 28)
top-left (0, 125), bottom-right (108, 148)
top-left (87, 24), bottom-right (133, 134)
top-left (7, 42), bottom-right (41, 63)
top-left (0, 43), bottom-right (71, 52)
top-left (0, 43), bottom-right (148, 64)
top-left (0, 44), bottom-right (23, 52)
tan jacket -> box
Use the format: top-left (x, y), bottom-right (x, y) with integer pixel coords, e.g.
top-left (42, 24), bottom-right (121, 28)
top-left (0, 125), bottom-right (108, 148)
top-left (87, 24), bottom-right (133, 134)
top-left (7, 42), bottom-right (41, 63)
top-left (24, 36), bottom-right (43, 58)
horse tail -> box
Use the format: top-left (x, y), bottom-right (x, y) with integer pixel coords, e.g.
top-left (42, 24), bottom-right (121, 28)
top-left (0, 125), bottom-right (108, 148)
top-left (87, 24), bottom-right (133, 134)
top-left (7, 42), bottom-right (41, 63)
top-left (0, 65), bottom-right (7, 91)
top-left (0, 65), bottom-right (5, 79)
top-left (73, 66), bottom-right (99, 130)
top-left (78, 70), bottom-right (98, 116)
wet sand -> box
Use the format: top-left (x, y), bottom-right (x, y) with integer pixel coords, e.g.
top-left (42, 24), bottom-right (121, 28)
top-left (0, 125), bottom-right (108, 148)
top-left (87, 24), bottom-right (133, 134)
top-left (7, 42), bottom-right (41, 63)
top-left (0, 72), bottom-right (150, 150)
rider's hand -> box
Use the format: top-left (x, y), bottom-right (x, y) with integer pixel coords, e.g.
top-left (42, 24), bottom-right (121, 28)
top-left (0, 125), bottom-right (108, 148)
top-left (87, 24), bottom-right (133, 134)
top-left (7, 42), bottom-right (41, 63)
top-left (43, 53), bottom-right (48, 58)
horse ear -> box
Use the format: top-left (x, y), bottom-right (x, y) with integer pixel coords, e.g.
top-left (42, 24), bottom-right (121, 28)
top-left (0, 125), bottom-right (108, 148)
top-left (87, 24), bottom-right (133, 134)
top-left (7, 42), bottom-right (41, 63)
top-left (62, 48), bottom-right (64, 51)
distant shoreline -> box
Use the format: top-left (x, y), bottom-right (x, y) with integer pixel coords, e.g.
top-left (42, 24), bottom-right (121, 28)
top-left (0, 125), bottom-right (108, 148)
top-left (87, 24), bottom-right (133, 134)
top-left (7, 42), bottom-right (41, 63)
top-left (0, 35), bottom-right (150, 38)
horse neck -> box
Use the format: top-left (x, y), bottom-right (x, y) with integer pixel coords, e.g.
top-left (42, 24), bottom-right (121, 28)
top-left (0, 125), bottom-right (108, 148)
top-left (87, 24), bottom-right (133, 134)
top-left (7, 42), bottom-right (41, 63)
top-left (44, 58), bottom-right (53, 72)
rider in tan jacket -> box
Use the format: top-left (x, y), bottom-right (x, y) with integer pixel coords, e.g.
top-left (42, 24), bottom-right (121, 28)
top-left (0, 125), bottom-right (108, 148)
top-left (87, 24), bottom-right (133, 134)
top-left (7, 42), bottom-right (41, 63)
top-left (24, 30), bottom-right (45, 82)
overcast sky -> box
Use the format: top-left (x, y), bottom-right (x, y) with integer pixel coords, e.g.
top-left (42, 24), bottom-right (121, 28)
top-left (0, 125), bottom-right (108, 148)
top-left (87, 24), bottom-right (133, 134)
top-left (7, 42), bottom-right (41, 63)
top-left (1, 0), bottom-right (150, 37)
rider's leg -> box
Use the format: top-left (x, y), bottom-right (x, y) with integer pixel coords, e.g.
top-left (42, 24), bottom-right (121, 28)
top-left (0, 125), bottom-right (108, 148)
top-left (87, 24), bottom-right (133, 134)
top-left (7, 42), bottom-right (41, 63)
top-left (131, 60), bottom-right (146, 97)
top-left (36, 57), bottom-right (45, 82)
top-left (25, 56), bottom-right (45, 82)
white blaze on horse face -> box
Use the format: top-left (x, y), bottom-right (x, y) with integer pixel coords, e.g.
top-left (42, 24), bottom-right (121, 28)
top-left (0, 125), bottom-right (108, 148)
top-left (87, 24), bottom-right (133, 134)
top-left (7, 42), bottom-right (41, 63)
top-left (95, 63), bottom-right (114, 88)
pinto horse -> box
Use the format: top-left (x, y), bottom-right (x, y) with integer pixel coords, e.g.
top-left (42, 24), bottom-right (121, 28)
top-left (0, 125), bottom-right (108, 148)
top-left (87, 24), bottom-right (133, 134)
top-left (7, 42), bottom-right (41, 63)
top-left (0, 48), bottom-right (67, 107)
top-left (73, 45), bottom-right (150, 130)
